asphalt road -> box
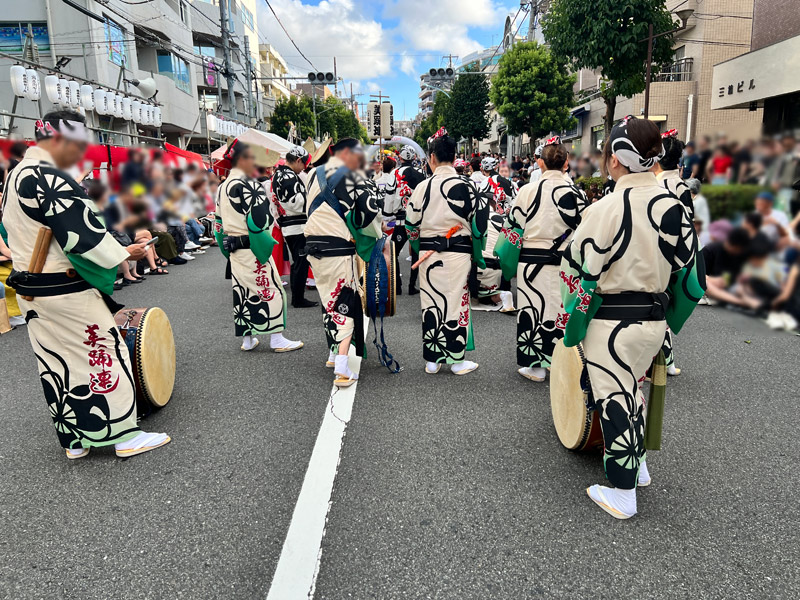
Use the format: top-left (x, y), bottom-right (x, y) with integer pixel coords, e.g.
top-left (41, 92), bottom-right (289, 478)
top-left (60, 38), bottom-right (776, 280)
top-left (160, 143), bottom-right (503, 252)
top-left (1, 249), bottom-right (798, 600)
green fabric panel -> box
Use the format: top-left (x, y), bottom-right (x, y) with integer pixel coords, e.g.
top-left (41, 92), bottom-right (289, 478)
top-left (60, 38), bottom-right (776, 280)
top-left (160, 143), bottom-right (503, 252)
top-left (246, 212), bottom-right (277, 264)
top-left (214, 216), bottom-right (229, 259)
top-left (405, 224), bottom-right (421, 255)
top-left (346, 212), bottom-right (378, 262)
top-left (471, 214), bottom-right (487, 268)
top-left (494, 226), bottom-right (522, 281)
top-left (66, 254), bottom-right (117, 296)
top-left (560, 268), bottom-right (601, 347)
top-left (0, 223), bottom-right (7, 245)
top-left (666, 257), bottom-right (706, 334)
top-left (466, 306), bottom-right (475, 352)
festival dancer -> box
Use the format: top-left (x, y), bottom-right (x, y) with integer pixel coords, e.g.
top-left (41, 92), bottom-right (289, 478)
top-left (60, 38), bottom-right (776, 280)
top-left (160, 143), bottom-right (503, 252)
top-left (406, 128), bottom-right (487, 375)
top-left (559, 116), bottom-right (704, 519)
top-left (271, 145), bottom-right (318, 308)
top-left (2, 110), bottom-right (170, 459)
top-left (654, 129), bottom-right (694, 376)
top-left (304, 138), bottom-right (382, 387)
top-left (496, 136), bottom-right (588, 382)
top-left (215, 141), bottom-right (303, 353)
top-left (394, 145), bottom-right (427, 295)
top-left (478, 156), bottom-right (517, 216)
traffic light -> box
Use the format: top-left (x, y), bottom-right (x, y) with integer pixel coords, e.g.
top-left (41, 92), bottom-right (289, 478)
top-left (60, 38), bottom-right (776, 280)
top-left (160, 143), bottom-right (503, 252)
top-left (428, 67), bottom-right (455, 80)
top-left (308, 72), bottom-right (335, 83)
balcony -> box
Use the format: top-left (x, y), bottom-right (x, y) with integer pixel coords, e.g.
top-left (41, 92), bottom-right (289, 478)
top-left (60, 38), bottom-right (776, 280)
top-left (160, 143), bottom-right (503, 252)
top-left (419, 88), bottom-right (433, 100)
top-left (653, 57), bottom-right (693, 82)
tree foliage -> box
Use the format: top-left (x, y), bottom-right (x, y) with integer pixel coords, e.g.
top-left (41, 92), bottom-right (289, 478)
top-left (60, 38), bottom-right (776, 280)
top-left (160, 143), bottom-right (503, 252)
top-left (444, 66), bottom-right (491, 152)
top-left (543, 0), bottom-right (676, 136)
top-left (317, 96), bottom-right (369, 143)
top-left (490, 41), bottom-right (576, 142)
top-left (414, 92), bottom-right (451, 147)
top-left (269, 96), bottom-right (315, 141)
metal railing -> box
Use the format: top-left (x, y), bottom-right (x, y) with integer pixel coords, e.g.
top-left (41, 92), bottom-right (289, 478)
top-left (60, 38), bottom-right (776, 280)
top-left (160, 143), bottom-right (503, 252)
top-left (653, 57), bottom-right (693, 82)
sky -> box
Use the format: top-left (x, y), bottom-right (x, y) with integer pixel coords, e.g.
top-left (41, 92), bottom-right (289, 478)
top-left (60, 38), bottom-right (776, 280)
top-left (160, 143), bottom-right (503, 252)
top-left (256, 0), bottom-right (523, 121)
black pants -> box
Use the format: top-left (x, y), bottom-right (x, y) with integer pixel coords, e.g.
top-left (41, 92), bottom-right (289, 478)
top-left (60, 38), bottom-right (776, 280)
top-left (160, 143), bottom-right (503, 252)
top-left (392, 226), bottom-right (418, 292)
top-left (285, 234), bottom-right (310, 305)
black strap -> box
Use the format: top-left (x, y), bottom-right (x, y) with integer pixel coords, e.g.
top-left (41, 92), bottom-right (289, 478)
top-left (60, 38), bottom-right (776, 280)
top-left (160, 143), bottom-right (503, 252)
top-left (419, 235), bottom-right (472, 254)
top-left (7, 269), bottom-right (92, 297)
top-left (594, 292), bottom-right (669, 321)
top-left (303, 235), bottom-right (356, 258)
top-left (308, 165), bottom-right (350, 220)
top-left (482, 257), bottom-right (500, 270)
top-left (222, 235), bottom-right (250, 253)
top-left (277, 214), bottom-right (307, 228)
top-left (519, 248), bottom-right (561, 265)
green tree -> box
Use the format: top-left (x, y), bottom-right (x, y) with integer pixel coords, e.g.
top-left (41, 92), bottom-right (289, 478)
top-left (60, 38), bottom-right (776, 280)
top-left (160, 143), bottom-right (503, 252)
top-left (317, 96), bottom-right (369, 142)
top-left (543, 0), bottom-right (676, 138)
top-left (444, 66), bottom-right (491, 154)
top-left (414, 92), bottom-right (450, 147)
top-left (269, 96), bottom-right (315, 141)
top-left (490, 41), bottom-right (576, 143)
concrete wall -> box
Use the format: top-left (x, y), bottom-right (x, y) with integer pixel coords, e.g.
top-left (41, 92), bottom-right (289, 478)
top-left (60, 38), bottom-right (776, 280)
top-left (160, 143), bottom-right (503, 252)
top-left (751, 0), bottom-right (800, 50)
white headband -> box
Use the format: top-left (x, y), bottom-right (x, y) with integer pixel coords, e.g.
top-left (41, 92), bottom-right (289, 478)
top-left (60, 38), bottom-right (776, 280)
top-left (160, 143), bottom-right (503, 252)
top-left (608, 116), bottom-right (664, 173)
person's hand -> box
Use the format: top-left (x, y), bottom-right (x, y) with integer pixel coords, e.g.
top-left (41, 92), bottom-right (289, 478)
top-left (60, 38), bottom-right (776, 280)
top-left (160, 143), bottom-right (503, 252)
top-left (763, 215), bottom-right (778, 226)
top-left (126, 242), bottom-right (148, 261)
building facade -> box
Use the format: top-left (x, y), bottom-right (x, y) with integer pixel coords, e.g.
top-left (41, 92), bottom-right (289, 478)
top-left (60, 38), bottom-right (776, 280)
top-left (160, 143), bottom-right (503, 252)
top-left (563, 0), bottom-right (763, 155)
top-left (711, 0), bottom-right (800, 134)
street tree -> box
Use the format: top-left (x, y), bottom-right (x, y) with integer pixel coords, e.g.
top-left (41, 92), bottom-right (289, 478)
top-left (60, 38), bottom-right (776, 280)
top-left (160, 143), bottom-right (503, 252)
top-left (444, 66), bottom-right (491, 154)
top-left (414, 92), bottom-right (450, 147)
top-left (269, 96), bottom-right (315, 141)
top-left (490, 41), bottom-right (576, 143)
top-left (317, 97), bottom-right (368, 142)
top-left (543, 0), bottom-right (675, 138)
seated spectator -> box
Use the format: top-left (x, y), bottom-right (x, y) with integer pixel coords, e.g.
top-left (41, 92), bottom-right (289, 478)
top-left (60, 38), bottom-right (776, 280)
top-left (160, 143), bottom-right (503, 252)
top-left (707, 145), bottom-right (733, 185)
top-left (686, 179), bottom-right (710, 246)
top-left (754, 191), bottom-right (791, 249)
top-left (769, 255), bottom-right (800, 330)
top-left (735, 236), bottom-right (785, 311)
top-left (701, 227), bottom-right (751, 307)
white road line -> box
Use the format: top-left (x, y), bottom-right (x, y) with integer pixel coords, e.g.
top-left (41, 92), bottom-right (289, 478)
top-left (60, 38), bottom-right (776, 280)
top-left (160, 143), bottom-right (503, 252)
top-left (266, 316), bottom-right (369, 600)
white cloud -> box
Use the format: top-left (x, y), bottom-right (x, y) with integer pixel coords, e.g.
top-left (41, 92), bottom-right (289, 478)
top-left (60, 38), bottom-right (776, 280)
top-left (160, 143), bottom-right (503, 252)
top-left (256, 0), bottom-right (391, 82)
top-left (399, 53), bottom-right (417, 77)
top-left (384, 0), bottom-right (515, 60)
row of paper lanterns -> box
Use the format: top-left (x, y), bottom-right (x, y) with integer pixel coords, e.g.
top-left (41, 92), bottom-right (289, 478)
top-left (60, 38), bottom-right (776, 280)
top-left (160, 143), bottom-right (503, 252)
top-left (10, 66), bottom-right (162, 127)
top-left (206, 113), bottom-right (247, 137)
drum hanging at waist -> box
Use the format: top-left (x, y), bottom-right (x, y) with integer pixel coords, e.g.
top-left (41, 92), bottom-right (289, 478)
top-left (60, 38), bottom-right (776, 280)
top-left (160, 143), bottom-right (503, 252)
top-left (115, 307), bottom-right (176, 418)
top-left (549, 340), bottom-right (603, 452)
top-left (360, 236), bottom-right (397, 318)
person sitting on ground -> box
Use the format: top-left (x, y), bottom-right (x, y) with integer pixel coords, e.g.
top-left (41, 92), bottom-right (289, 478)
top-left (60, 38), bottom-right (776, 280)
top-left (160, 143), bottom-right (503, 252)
top-left (735, 236), bottom-right (785, 312)
top-left (769, 254), bottom-right (800, 330)
top-left (701, 227), bottom-right (752, 307)
top-left (754, 191), bottom-right (792, 250)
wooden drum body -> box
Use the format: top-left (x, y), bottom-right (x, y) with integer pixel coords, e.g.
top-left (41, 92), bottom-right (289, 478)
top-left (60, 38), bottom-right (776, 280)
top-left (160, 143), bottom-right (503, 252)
top-left (115, 307), bottom-right (176, 418)
top-left (549, 340), bottom-right (603, 452)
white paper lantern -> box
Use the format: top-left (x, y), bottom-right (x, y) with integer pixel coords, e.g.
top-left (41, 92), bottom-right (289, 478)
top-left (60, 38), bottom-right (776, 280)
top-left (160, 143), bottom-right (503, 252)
top-left (206, 113), bottom-right (217, 132)
top-left (131, 101), bottom-right (142, 123)
top-left (44, 75), bottom-right (61, 103)
top-left (68, 81), bottom-right (80, 108)
top-left (26, 70), bottom-right (41, 101)
top-left (58, 78), bottom-right (70, 107)
top-left (121, 97), bottom-right (132, 120)
top-left (10, 65), bottom-right (27, 97)
top-left (115, 94), bottom-right (125, 118)
top-left (80, 85), bottom-right (94, 110)
top-left (153, 106), bottom-right (162, 127)
top-left (143, 105), bottom-right (153, 126)
top-left (93, 89), bottom-right (108, 115)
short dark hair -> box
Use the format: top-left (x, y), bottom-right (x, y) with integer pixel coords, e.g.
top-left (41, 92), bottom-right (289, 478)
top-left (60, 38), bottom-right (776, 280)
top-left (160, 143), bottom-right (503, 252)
top-left (728, 227), bottom-right (751, 249)
top-left (9, 141), bottom-right (28, 159)
top-left (42, 109), bottom-right (85, 125)
top-left (541, 143), bottom-right (568, 170)
top-left (748, 235), bottom-right (774, 258)
top-left (382, 157), bottom-right (396, 172)
top-left (744, 211), bottom-right (763, 230)
top-left (86, 179), bottom-right (107, 202)
top-left (429, 134), bottom-right (457, 163)
top-left (601, 117), bottom-right (663, 175)
top-left (331, 138), bottom-right (360, 154)
top-left (470, 158), bottom-right (481, 171)
top-left (660, 136), bottom-right (685, 171)
top-left (228, 142), bottom-right (250, 167)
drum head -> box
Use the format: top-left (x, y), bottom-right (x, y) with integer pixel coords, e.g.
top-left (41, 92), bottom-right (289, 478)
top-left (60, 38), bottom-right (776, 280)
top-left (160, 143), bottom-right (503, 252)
top-left (550, 340), bottom-right (593, 450)
top-left (136, 307), bottom-right (176, 408)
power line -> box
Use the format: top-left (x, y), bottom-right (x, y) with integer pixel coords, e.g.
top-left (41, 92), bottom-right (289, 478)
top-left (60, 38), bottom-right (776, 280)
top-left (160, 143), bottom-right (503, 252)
top-left (261, 0), bottom-right (317, 71)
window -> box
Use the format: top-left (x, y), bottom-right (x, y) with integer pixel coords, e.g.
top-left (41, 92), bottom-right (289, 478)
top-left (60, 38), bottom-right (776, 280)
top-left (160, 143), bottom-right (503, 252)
top-left (241, 6), bottom-right (254, 31)
top-left (179, 1), bottom-right (187, 24)
top-left (591, 124), bottom-right (605, 151)
top-left (0, 22), bottom-right (50, 54)
top-left (104, 18), bottom-right (127, 66)
top-left (194, 45), bottom-right (216, 58)
top-left (157, 50), bottom-right (191, 93)
top-left (199, 93), bottom-right (219, 112)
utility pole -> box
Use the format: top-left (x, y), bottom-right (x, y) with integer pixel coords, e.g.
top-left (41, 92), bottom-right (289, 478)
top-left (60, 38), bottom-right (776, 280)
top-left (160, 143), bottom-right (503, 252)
top-left (218, 0), bottom-right (237, 119)
top-left (244, 35), bottom-right (253, 124)
top-left (333, 57), bottom-right (338, 97)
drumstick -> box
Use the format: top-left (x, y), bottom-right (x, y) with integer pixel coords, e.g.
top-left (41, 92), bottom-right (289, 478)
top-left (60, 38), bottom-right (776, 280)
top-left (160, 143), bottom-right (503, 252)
top-left (411, 224), bottom-right (463, 270)
top-left (20, 226), bottom-right (53, 301)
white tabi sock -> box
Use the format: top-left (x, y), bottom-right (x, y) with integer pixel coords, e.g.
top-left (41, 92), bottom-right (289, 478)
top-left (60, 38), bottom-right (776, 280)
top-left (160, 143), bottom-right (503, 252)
top-left (328, 350), bottom-right (336, 363)
top-left (450, 360), bottom-right (478, 375)
top-left (334, 355), bottom-right (357, 380)
top-left (588, 485), bottom-right (637, 517)
top-left (270, 333), bottom-right (302, 349)
top-left (638, 460), bottom-right (651, 486)
top-left (115, 431), bottom-right (168, 451)
top-left (241, 335), bottom-right (258, 351)
top-left (67, 448), bottom-right (86, 457)
top-left (519, 366), bottom-right (547, 381)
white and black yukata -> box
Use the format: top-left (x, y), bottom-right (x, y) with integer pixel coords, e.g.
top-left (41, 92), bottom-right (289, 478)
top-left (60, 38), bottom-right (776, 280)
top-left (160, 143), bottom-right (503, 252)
top-left (215, 168), bottom-right (287, 337)
top-left (496, 170), bottom-right (588, 368)
top-left (392, 161), bottom-right (427, 292)
top-left (304, 157), bottom-right (382, 356)
top-left (560, 171), bottom-right (704, 490)
top-left (477, 172), bottom-right (516, 295)
top-left (406, 165), bottom-right (487, 364)
top-left (655, 169), bottom-right (694, 369)
top-left (270, 164), bottom-right (311, 306)
top-left (2, 146), bottom-right (141, 450)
